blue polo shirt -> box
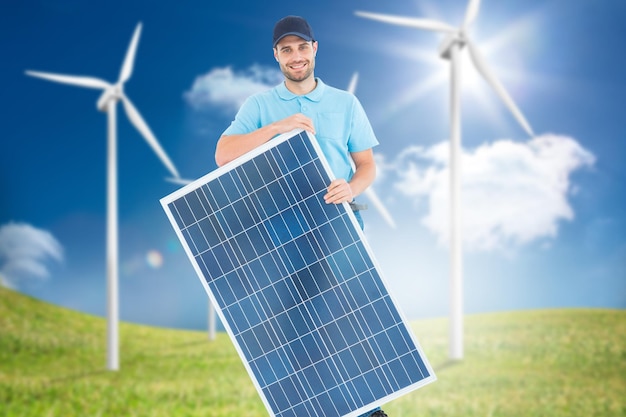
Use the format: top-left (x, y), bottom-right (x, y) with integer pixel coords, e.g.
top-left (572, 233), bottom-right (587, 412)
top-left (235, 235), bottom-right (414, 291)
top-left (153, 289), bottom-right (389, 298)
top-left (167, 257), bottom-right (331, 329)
top-left (221, 78), bottom-right (378, 182)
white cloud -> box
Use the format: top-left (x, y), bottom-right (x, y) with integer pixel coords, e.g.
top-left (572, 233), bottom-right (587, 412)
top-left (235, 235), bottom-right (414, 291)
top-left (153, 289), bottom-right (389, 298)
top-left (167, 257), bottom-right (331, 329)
top-left (183, 64), bottom-right (283, 113)
top-left (386, 134), bottom-right (595, 251)
top-left (0, 222), bottom-right (63, 288)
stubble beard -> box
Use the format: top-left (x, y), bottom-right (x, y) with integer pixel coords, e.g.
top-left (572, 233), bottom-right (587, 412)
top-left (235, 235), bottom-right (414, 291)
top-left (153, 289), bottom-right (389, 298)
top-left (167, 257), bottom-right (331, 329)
top-left (282, 59), bottom-right (315, 83)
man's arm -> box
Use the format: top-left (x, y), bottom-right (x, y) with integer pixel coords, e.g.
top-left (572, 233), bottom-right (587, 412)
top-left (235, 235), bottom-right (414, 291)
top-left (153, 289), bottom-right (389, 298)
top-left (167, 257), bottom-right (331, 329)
top-left (324, 148), bottom-right (376, 205)
top-left (215, 114), bottom-right (316, 167)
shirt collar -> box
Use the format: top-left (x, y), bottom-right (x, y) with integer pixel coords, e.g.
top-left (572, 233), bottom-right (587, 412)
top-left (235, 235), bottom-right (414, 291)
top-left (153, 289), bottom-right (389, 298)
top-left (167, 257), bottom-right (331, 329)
top-left (276, 77), bottom-right (325, 102)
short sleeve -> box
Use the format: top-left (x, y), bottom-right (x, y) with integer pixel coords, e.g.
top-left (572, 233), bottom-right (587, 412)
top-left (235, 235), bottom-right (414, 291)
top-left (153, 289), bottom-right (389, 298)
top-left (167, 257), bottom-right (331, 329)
top-left (348, 97), bottom-right (378, 153)
top-left (221, 96), bottom-right (262, 137)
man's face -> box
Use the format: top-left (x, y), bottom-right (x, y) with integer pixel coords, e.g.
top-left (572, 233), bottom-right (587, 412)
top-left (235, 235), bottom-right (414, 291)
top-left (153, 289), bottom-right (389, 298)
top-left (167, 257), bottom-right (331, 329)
top-left (274, 35), bottom-right (317, 83)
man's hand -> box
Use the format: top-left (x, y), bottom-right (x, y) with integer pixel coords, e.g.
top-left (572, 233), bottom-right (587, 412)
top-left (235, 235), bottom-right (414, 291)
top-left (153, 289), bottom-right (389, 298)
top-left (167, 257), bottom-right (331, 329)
top-left (272, 113), bottom-right (316, 135)
top-left (323, 149), bottom-right (376, 205)
top-left (215, 113), bottom-right (315, 166)
top-left (324, 179), bottom-right (353, 205)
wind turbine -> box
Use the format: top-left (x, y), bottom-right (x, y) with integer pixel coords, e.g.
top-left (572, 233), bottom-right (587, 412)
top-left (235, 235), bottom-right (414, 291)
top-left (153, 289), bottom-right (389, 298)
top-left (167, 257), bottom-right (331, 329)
top-left (356, 0), bottom-right (534, 360)
top-left (347, 72), bottom-right (397, 229)
top-left (26, 22), bottom-right (181, 370)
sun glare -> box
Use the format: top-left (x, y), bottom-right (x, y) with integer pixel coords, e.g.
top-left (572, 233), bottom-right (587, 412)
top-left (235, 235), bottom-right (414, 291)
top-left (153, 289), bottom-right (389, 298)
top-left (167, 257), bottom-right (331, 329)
top-left (364, 3), bottom-right (539, 134)
top-left (146, 250), bottom-right (164, 269)
top-left (459, 50), bottom-right (485, 97)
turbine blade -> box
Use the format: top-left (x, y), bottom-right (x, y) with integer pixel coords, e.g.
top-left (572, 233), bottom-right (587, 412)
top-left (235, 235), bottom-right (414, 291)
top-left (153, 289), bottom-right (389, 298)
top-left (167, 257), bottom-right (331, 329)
top-left (25, 70), bottom-right (110, 90)
top-left (347, 72), bottom-right (359, 95)
top-left (120, 95), bottom-right (181, 177)
top-left (463, 0), bottom-right (481, 29)
top-left (349, 155), bottom-right (396, 227)
top-left (165, 176), bottom-right (194, 186)
top-left (355, 11), bottom-right (456, 33)
top-left (466, 40), bottom-right (534, 136)
top-left (119, 23), bottom-right (142, 83)
top-left (364, 188), bottom-right (397, 229)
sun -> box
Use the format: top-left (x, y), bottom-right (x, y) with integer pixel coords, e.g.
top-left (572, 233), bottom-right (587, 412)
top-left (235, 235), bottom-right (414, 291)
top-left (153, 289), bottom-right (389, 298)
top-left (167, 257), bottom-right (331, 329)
top-left (362, 2), bottom-right (540, 134)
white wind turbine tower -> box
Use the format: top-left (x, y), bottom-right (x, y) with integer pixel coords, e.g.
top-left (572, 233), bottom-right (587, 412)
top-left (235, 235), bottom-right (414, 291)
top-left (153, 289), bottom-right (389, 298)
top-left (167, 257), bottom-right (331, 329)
top-left (26, 22), bottom-right (181, 370)
top-left (356, 0), bottom-right (534, 360)
top-left (347, 72), bottom-right (397, 229)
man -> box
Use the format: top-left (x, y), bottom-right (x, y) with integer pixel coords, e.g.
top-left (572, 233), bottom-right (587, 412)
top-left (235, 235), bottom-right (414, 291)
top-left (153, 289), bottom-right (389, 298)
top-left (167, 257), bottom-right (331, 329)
top-left (215, 15), bottom-right (378, 230)
top-left (215, 16), bottom-right (387, 417)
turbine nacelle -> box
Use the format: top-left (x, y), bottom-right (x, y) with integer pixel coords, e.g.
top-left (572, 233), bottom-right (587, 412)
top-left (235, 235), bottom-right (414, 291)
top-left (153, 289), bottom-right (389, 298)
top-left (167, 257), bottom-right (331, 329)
top-left (438, 32), bottom-right (467, 60)
top-left (96, 85), bottom-right (123, 112)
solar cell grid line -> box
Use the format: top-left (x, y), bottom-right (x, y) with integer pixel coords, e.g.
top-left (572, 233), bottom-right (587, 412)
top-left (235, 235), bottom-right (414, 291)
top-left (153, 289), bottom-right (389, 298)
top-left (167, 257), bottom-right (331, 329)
top-left (161, 129), bottom-right (436, 417)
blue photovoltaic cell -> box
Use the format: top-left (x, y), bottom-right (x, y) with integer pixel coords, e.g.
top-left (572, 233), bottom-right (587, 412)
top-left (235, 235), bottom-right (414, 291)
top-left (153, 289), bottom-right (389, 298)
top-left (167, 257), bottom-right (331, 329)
top-left (161, 129), bottom-right (435, 417)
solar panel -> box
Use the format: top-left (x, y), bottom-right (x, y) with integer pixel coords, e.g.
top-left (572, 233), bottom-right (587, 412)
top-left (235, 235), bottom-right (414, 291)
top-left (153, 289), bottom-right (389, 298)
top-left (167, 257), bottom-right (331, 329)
top-left (161, 129), bottom-right (436, 417)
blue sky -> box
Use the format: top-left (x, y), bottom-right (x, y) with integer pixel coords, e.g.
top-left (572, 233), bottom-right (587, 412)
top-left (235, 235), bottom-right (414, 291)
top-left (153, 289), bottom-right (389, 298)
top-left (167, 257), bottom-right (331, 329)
top-left (1, 0), bottom-right (624, 330)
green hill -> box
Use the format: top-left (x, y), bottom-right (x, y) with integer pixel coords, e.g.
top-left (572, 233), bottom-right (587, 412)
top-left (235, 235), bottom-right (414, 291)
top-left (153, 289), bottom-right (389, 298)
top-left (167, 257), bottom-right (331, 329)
top-left (1, 286), bottom-right (624, 417)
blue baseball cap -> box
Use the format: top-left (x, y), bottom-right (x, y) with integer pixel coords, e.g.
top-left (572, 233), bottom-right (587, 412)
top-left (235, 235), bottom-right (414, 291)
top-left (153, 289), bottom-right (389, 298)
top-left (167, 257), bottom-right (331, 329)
top-left (273, 16), bottom-right (315, 47)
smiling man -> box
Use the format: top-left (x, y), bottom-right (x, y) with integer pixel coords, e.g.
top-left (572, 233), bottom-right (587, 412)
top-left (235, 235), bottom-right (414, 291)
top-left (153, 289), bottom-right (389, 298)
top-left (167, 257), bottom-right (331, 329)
top-left (215, 15), bottom-right (379, 231)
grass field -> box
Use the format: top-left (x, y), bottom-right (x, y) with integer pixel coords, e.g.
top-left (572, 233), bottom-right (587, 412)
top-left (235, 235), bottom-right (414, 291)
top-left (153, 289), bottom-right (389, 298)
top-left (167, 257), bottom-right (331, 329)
top-left (1, 286), bottom-right (624, 417)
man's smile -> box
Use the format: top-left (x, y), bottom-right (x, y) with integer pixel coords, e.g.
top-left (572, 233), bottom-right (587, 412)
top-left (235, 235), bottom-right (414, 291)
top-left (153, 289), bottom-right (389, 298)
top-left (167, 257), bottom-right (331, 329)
top-left (289, 61), bottom-right (308, 70)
